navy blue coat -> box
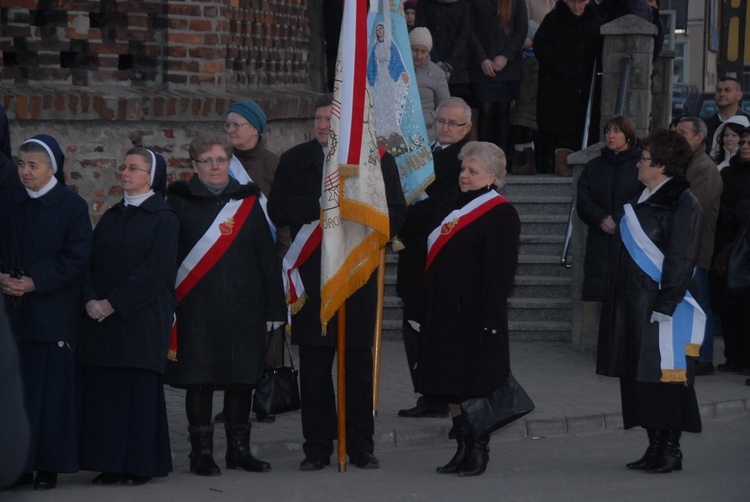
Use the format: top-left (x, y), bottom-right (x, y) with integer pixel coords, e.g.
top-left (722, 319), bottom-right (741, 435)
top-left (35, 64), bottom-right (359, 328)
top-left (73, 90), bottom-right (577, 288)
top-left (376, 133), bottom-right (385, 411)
top-left (268, 140), bottom-right (407, 348)
top-left (78, 195), bottom-right (179, 374)
top-left (0, 182), bottom-right (92, 342)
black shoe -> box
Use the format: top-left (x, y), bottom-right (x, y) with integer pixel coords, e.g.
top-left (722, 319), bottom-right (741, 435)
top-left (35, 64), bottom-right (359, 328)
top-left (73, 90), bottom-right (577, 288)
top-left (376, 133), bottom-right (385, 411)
top-left (255, 412), bottom-right (276, 423)
top-left (398, 405), bottom-right (449, 418)
top-left (188, 424), bottom-right (221, 476)
top-left (717, 362), bottom-right (744, 373)
top-left (299, 457), bottom-right (330, 471)
top-left (214, 410), bottom-right (226, 423)
top-left (694, 361), bottom-right (714, 376)
top-left (351, 452), bottom-right (379, 469)
top-left (121, 474), bottom-right (151, 486)
top-left (8, 472), bottom-right (33, 488)
top-left (33, 471), bottom-right (57, 490)
top-left (91, 472), bottom-right (124, 485)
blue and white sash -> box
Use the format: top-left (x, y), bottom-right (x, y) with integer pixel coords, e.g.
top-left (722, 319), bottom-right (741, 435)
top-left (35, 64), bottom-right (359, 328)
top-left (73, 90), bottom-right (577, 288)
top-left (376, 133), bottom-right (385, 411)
top-left (620, 203), bottom-right (705, 382)
top-left (229, 156), bottom-right (276, 242)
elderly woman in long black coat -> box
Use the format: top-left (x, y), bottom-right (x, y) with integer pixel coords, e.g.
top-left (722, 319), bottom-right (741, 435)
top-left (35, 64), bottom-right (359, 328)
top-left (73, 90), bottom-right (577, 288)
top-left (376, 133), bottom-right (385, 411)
top-left (597, 129), bottom-right (703, 474)
top-left (577, 116), bottom-right (643, 301)
top-left (417, 141), bottom-right (520, 477)
top-left (166, 131), bottom-right (286, 477)
top-left (78, 148), bottom-right (178, 486)
top-left (0, 135), bottom-right (92, 490)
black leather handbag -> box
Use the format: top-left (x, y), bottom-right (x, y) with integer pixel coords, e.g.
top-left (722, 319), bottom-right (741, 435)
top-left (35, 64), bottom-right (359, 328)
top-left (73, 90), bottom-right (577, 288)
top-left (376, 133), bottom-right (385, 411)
top-left (461, 331), bottom-right (534, 439)
top-left (252, 331), bottom-right (300, 416)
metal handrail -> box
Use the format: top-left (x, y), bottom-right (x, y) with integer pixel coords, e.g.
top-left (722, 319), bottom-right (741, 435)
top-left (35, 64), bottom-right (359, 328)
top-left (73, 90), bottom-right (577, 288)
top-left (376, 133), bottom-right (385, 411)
top-left (560, 55), bottom-right (631, 267)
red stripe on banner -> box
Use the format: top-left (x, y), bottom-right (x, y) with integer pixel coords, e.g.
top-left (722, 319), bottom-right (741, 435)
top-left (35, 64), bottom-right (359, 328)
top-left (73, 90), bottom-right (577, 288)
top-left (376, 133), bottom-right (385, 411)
top-left (286, 225), bottom-right (322, 303)
top-left (176, 196), bottom-right (256, 303)
top-left (425, 197), bottom-right (509, 271)
top-left (347, 0), bottom-right (367, 165)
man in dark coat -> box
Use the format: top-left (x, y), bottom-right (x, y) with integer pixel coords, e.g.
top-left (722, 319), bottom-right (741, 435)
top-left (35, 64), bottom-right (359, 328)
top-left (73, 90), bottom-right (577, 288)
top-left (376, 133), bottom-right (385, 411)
top-left (396, 97), bottom-right (472, 419)
top-left (535, 0), bottom-right (602, 173)
top-left (268, 95), bottom-right (407, 471)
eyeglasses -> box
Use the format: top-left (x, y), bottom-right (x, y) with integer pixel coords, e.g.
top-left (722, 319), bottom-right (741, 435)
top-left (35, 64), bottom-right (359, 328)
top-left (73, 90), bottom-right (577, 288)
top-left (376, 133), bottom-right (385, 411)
top-left (194, 157), bottom-right (230, 167)
top-left (118, 164), bottom-right (151, 174)
top-left (435, 118), bottom-right (468, 129)
top-left (739, 140), bottom-right (750, 146)
top-left (639, 155), bottom-right (652, 163)
top-left (224, 121), bottom-right (249, 132)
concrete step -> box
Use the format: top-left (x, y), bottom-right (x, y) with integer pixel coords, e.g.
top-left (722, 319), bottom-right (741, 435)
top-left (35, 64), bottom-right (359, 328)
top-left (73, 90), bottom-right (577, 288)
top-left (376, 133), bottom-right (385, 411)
top-left (519, 213), bottom-right (570, 235)
top-left (501, 174), bottom-right (574, 197)
top-left (519, 234), bottom-right (565, 255)
top-left (507, 297), bottom-right (571, 322)
top-left (511, 275), bottom-right (571, 298)
top-left (509, 195), bottom-right (572, 215)
top-left (508, 320), bottom-right (571, 341)
top-left (516, 254), bottom-right (572, 277)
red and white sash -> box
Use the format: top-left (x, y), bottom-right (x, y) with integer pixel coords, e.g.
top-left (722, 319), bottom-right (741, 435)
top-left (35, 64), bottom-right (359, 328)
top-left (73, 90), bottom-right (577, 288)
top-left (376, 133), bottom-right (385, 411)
top-left (282, 221), bottom-right (322, 314)
top-left (426, 191), bottom-right (509, 271)
top-left (168, 195), bottom-right (257, 360)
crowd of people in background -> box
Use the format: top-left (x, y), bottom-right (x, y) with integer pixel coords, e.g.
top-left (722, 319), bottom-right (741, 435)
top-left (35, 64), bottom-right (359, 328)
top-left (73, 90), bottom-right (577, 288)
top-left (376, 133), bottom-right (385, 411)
top-left (2, 0), bottom-right (750, 492)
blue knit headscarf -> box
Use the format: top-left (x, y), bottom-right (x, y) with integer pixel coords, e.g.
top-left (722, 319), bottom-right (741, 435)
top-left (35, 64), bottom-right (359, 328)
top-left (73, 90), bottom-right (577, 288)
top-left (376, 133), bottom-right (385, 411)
top-left (227, 100), bottom-right (267, 134)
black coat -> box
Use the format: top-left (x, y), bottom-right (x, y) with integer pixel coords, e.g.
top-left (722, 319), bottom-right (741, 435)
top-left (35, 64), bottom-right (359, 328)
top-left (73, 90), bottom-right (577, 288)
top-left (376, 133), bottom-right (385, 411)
top-left (165, 178), bottom-right (286, 386)
top-left (597, 177), bottom-right (703, 383)
top-left (0, 182), bottom-right (92, 342)
top-left (396, 136), bottom-right (469, 319)
top-left (576, 145), bottom-right (644, 300)
top-left (535, 1), bottom-right (602, 133)
top-left (468, 0), bottom-right (528, 83)
top-left (416, 188), bottom-right (520, 397)
top-left (78, 195), bottom-right (179, 374)
top-left (268, 140), bottom-right (407, 348)
top-left (415, 0), bottom-right (473, 85)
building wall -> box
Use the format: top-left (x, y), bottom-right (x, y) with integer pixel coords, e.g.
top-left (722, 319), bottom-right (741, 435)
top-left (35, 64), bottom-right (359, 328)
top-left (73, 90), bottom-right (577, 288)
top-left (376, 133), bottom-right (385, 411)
top-left (0, 0), bottom-right (325, 223)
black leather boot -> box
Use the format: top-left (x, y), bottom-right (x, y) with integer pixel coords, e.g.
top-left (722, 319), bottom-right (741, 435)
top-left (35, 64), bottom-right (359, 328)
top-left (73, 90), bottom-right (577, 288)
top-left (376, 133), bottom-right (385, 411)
top-left (626, 428), bottom-right (662, 470)
top-left (188, 424), bottom-right (221, 476)
top-left (225, 422), bottom-right (271, 472)
top-left (646, 429), bottom-right (683, 473)
top-left (458, 433), bottom-right (490, 477)
top-left (437, 415), bottom-right (470, 474)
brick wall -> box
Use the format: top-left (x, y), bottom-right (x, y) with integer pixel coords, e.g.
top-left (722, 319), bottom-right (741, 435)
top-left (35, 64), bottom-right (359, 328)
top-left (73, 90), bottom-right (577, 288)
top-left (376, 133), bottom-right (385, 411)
top-left (0, 0), bottom-right (325, 223)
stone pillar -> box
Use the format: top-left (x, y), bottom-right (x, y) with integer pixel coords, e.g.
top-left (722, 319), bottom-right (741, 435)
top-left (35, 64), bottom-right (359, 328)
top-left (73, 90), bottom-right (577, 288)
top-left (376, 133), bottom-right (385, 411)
top-left (567, 143), bottom-right (606, 352)
top-left (599, 15), bottom-right (657, 139)
top-left (651, 49), bottom-right (675, 131)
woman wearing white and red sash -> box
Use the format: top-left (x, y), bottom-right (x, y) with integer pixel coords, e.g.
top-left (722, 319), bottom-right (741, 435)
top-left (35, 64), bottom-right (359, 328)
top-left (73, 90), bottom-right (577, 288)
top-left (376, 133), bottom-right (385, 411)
top-left (416, 141), bottom-right (520, 477)
top-left (165, 131), bottom-right (286, 477)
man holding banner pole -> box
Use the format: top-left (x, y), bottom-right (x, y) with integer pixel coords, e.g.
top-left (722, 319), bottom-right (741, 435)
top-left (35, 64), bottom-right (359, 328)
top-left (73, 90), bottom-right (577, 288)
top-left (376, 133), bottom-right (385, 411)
top-left (268, 94), bottom-right (406, 472)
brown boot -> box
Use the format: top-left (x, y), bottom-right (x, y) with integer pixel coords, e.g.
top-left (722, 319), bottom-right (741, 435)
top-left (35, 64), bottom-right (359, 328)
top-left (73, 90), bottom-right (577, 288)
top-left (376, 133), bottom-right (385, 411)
top-left (514, 147), bottom-right (536, 175)
top-left (554, 149), bottom-right (573, 177)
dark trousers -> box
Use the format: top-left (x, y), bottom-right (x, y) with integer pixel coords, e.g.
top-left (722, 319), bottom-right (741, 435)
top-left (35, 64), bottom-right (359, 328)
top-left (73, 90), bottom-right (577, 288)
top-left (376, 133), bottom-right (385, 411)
top-left (402, 317), bottom-right (420, 392)
top-left (298, 345), bottom-right (374, 460)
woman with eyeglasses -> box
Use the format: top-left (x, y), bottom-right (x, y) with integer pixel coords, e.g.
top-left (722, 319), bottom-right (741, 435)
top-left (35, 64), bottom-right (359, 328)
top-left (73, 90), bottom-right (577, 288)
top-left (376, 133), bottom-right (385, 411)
top-left (165, 131), bottom-right (286, 477)
top-left (597, 128), bottom-right (703, 474)
top-left (577, 116), bottom-right (643, 302)
top-left (0, 135), bottom-right (92, 490)
top-left (77, 148), bottom-right (177, 486)
top-left (711, 127), bottom-right (750, 374)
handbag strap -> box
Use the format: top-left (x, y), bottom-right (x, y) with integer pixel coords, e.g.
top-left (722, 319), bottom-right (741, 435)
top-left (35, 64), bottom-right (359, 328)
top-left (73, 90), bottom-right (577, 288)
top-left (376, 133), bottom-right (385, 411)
top-left (261, 327), bottom-right (296, 371)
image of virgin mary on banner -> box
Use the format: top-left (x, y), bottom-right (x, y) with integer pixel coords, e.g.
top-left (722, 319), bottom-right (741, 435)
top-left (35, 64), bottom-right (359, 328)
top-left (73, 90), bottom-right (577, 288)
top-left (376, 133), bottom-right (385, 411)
top-left (367, 0), bottom-right (434, 204)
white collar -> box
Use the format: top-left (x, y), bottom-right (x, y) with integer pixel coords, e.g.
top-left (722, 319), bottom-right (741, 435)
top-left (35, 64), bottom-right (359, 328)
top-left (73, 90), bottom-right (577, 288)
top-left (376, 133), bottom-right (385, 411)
top-left (25, 175), bottom-right (58, 199)
top-left (124, 190), bottom-right (155, 207)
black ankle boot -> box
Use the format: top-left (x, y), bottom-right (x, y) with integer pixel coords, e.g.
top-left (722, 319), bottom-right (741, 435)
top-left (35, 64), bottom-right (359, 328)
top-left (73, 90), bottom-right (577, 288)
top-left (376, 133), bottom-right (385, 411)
top-left (225, 422), bottom-right (271, 472)
top-left (626, 428), bottom-right (662, 470)
top-left (458, 433), bottom-right (490, 477)
top-left (188, 424), bottom-right (221, 476)
top-left (437, 415), bottom-right (470, 474)
top-left (646, 429), bottom-right (682, 473)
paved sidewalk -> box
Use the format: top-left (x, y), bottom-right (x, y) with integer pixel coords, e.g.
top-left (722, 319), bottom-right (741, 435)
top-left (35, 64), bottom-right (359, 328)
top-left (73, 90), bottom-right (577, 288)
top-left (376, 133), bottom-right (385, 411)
top-left (165, 338), bottom-right (750, 466)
